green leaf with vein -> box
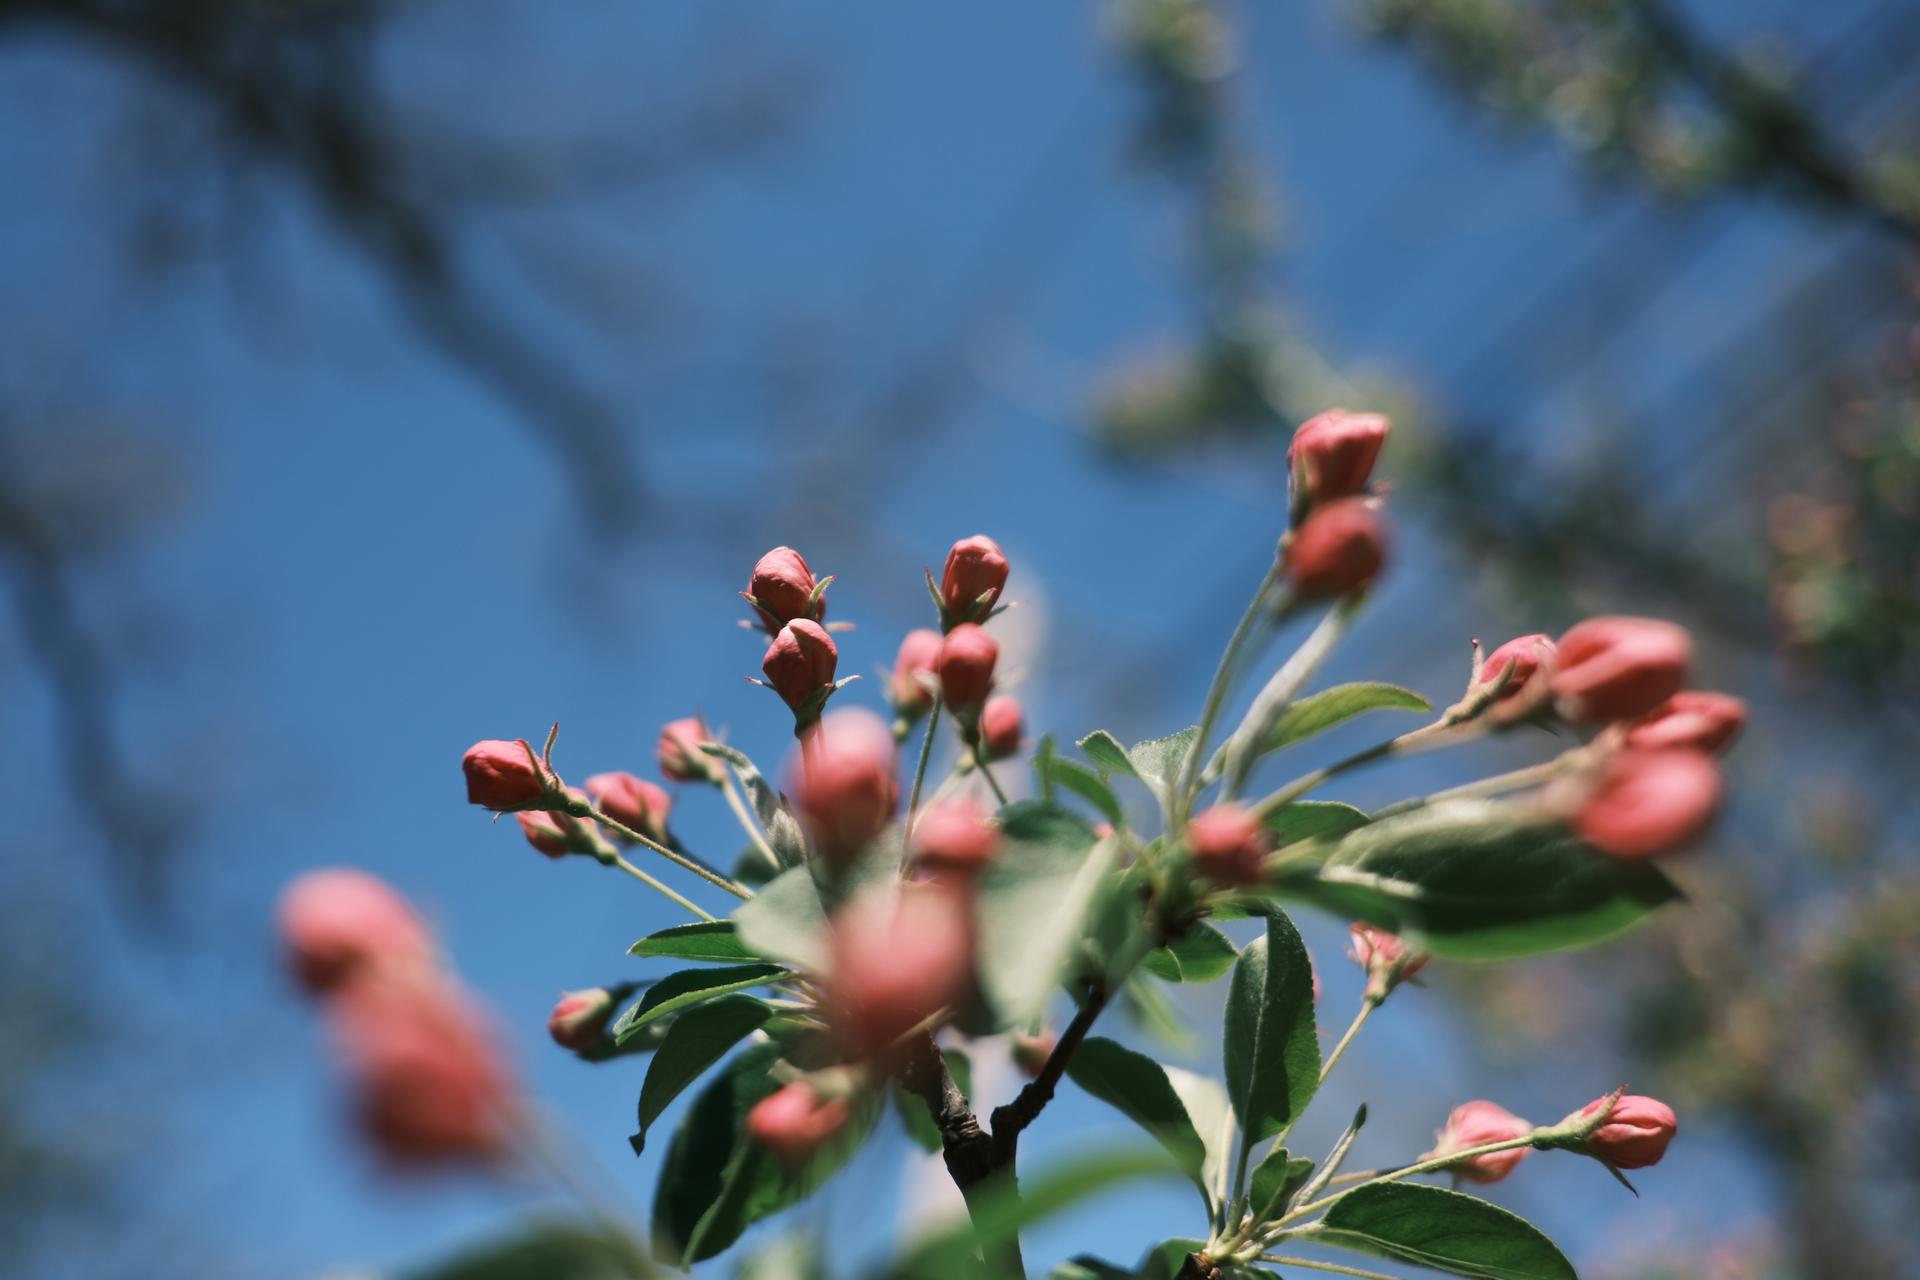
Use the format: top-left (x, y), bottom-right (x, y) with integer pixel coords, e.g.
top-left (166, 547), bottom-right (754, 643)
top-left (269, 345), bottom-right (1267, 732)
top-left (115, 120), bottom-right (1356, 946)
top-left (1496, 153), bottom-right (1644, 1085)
top-left (1256, 681), bottom-right (1429, 753)
top-left (1248, 1145), bottom-right (1315, 1221)
top-left (1127, 726), bottom-right (1200, 807)
top-left (1309, 1181), bottom-right (1576, 1280)
top-left (611, 964), bottom-right (785, 1046)
top-left (1273, 799), bottom-right (1682, 960)
top-left (974, 803), bottom-right (1120, 1026)
top-left (1077, 730), bottom-right (1134, 778)
top-left (1036, 749), bottom-right (1126, 827)
top-left (629, 920), bottom-right (762, 964)
top-left (1262, 800), bottom-right (1372, 847)
top-left (734, 865), bottom-right (829, 972)
top-left (1064, 1038), bottom-right (1211, 1202)
top-left (1223, 911), bottom-right (1320, 1142)
top-left (1140, 921), bottom-right (1238, 983)
top-left (631, 995), bottom-right (773, 1153)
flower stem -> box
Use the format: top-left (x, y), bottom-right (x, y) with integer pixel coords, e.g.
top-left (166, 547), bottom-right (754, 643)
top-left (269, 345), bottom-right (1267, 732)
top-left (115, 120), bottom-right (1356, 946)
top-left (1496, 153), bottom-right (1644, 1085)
top-left (973, 742), bottom-right (1011, 808)
top-left (1367, 757), bottom-right (1568, 820)
top-left (717, 771), bottom-right (779, 872)
top-left (1318, 997), bottom-right (1378, 1085)
top-left (608, 854), bottom-right (715, 922)
top-left (1176, 557), bottom-right (1286, 827)
top-left (1277, 1133), bottom-right (1540, 1226)
top-left (903, 697), bottom-right (944, 854)
top-left (567, 799), bottom-right (752, 900)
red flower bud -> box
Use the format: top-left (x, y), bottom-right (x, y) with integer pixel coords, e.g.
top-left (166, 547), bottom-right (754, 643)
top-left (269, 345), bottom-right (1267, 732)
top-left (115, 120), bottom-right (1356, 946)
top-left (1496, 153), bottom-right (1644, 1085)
top-left (1549, 616), bottom-right (1691, 723)
top-left (827, 883), bottom-right (974, 1061)
top-left (1289, 409), bottom-right (1390, 510)
top-left (1580, 1094), bottom-right (1676, 1169)
top-left (1625, 691), bottom-right (1746, 755)
top-left (911, 799), bottom-right (1000, 881)
top-left (746, 1082), bottom-right (852, 1166)
top-left (747, 546), bottom-right (820, 631)
top-left (890, 629), bottom-right (944, 716)
top-left (279, 868), bottom-right (435, 996)
top-left (585, 771), bottom-right (671, 846)
top-left (330, 975), bottom-right (515, 1166)
top-left (1287, 498), bottom-right (1387, 598)
top-left (1347, 922), bottom-right (1429, 1000)
top-left (790, 708), bottom-right (899, 866)
top-left (1565, 748), bottom-right (1721, 859)
top-left (547, 987), bottom-right (616, 1052)
top-left (940, 535), bottom-right (1009, 626)
top-left (514, 789), bottom-right (599, 859)
top-left (1474, 633), bottom-right (1557, 721)
top-left (1425, 1100), bottom-right (1533, 1184)
top-left (937, 623), bottom-right (999, 712)
top-left (763, 619), bottom-right (839, 714)
top-left (462, 739), bottom-right (546, 811)
top-left (1187, 804), bottom-right (1271, 887)
top-left (657, 716), bottom-right (721, 784)
top-left (1011, 1030), bottom-right (1055, 1078)
top-left (980, 695), bottom-right (1025, 760)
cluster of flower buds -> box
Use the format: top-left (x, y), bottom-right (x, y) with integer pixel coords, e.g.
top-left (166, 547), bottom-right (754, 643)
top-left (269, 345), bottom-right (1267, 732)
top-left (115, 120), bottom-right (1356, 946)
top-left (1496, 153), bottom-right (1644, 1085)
top-left (743, 548), bottom-right (849, 731)
top-left (1347, 922), bottom-right (1429, 1004)
top-left (1426, 1089), bottom-right (1677, 1185)
top-left (1284, 411), bottom-right (1392, 600)
top-left (279, 870), bottom-right (516, 1166)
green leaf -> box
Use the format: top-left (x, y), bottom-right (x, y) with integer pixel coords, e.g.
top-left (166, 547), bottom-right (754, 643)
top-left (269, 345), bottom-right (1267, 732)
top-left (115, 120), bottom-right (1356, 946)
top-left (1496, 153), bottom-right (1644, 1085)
top-left (1163, 1064), bottom-right (1231, 1207)
top-left (734, 865), bottom-right (830, 972)
top-left (1117, 970), bottom-right (1198, 1052)
top-left (1248, 1145), bottom-right (1315, 1221)
top-left (631, 995), bottom-right (773, 1153)
top-left (974, 805), bottom-right (1120, 1026)
top-left (1262, 800), bottom-right (1372, 847)
top-left (1064, 1038), bottom-right (1210, 1198)
top-left (1140, 921), bottom-right (1238, 983)
top-left (628, 920), bottom-right (762, 964)
top-left (1257, 682), bottom-right (1430, 753)
top-left (893, 1050), bottom-right (972, 1154)
top-left (1278, 799), bottom-right (1682, 960)
top-left (611, 964), bottom-right (786, 1046)
top-left (1051, 1260), bottom-right (1134, 1280)
top-left (1310, 1181), bottom-right (1576, 1280)
top-left (1223, 911), bottom-right (1320, 1143)
top-left (1038, 751), bottom-right (1126, 828)
top-left (702, 742), bottom-right (807, 868)
top-left (1077, 730), bottom-right (1135, 778)
top-left (1136, 1239), bottom-right (1213, 1280)
top-left (404, 1224), bottom-right (658, 1279)
top-left (1126, 726), bottom-right (1200, 807)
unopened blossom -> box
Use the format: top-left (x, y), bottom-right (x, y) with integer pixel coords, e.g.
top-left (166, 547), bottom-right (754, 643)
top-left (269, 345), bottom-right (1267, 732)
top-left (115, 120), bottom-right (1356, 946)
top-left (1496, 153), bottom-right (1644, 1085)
top-left (546, 988), bottom-right (616, 1052)
top-left (937, 624), bottom-right (999, 713)
top-left (746, 1082), bottom-right (851, 1165)
top-left (279, 868), bottom-right (435, 996)
top-left (763, 619), bottom-right (838, 715)
top-left (1187, 804), bottom-right (1270, 887)
top-left (514, 788), bottom-right (599, 859)
top-left (1287, 498), bottom-right (1387, 598)
top-left (826, 883), bottom-right (974, 1061)
top-left (747, 546), bottom-right (821, 631)
top-left (911, 799), bottom-right (1000, 881)
top-left (1581, 1094), bottom-right (1677, 1169)
top-left (1626, 691), bottom-right (1746, 754)
top-left (790, 708), bottom-right (899, 865)
top-left (1289, 409), bottom-right (1389, 511)
top-left (462, 739), bottom-right (547, 811)
top-left (584, 771), bottom-right (671, 846)
top-left (940, 535), bottom-right (1009, 626)
top-left (1348, 922), bottom-right (1429, 1001)
top-left (1474, 633), bottom-right (1557, 720)
top-left (1011, 1030), bottom-right (1055, 1079)
top-left (1564, 748), bottom-right (1722, 859)
top-left (657, 716), bottom-right (721, 784)
top-left (889, 629), bottom-right (945, 718)
top-left (980, 695), bottom-right (1025, 760)
top-left (1550, 616), bottom-right (1691, 723)
top-left (1427, 1100), bottom-right (1533, 1184)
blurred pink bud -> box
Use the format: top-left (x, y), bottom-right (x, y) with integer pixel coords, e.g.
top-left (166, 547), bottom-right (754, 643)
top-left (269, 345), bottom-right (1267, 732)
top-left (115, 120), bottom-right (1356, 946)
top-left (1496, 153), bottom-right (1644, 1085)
top-left (1289, 409), bottom-right (1389, 509)
top-left (1187, 804), bottom-right (1271, 887)
top-left (1567, 748), bottom-right (1722, 859)
top-left (937, 624), bottom-right (999, 713)
top-left (746, 1082), bottom-right (851, 1165)
top-left (890, 629), bottom-right (945, 716)
top-left (331, 976), bottom-right (515, 1167)
top-left (980, 695), bottom-right (1025, 761)
top-left (514, 789), bottom-right (597, 859)
top-left (1550, 617), bottom-right (1691, 723)
top-left (827, 883), bottom-right (974, 1061)
top-left (279, 869), bottom-right (435, 996)
top-left (1626, 691), bottom-right (1746, 754)
top-left (912, 799), bottom-right (1000, 881)
top-left (747, 546), bottom-right (820, 630)
top-left (763, 619), bottom-right (839, 714)
top-left (462, 739), bottom-right (546, 811)
top-left (1287, 498), bottom-right (1387, 598)
top-left (1011, 1030), bottom-right (1055, 1078)
top-left (1581, 1094), bottom-right (1677, 1169)
top-left (940, 535), bottom-right (1009, 625)
top-left (1427, 1100), bottom-right (1533, 1183)
top-left (791, 708), bottom-right (899, 865)
top-left (547, 988), bottom-right (616, 1052)
top-left (1475, 634), bottom-right (1557, 720)
top-left (1347, 922), bottom-right (1429, 1000)
top-left (585, 771), bottom-right (671, 845)
top-left (657, 716), bottom-right (721, 784)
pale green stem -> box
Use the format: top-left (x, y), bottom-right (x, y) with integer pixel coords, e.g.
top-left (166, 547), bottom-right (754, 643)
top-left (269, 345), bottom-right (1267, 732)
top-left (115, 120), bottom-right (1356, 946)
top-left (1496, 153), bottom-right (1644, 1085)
top-left (1318, 997), bottom-right (1378, 1085)
top-left (973, 741), bottom-right (1012, 808)
top-left (607, 854), bottom-right (715, 922)
top-left (568, 799), bottom-right (752, 900)
top-left (1219, 597), bottom-right (1360, 801)
top-left (1366, 757), bottom-right (1568, 821)
top-left (1250, 717), bottom-right (1474, 821)
top-left (902, 697), bottom-right (944, 855)
top-left (1175, 556), bottom-right (1287, 827)
top-left (1277, 1133), bottom-right (1540, 1226)
top-left (717, 771), bottom-right (778, 871)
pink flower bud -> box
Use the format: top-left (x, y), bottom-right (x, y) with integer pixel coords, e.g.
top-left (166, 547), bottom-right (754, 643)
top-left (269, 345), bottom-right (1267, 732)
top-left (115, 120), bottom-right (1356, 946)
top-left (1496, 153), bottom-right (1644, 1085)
top-left (1626, 691), bottom-right (1746, 754)
top-left (1011, 1030), bottom-right (1055, 1078)
top-left (1187, 804), bottom-right (1271, 887)
top-left (790, 708), bottom-right (899, 865)
top-left (911, 799), bottom-right (1000, 881)
top-left (940, 535), bottom-right (1009, 626)
top-left (746, 1081), bottom-right (851, 1166)
top-left (585, 771), bottom-right (671, 845)
top-left (1287, 498), bottom-right (1387, 598)
top-left (1566, 748), bottom-right (1722, 859)
top-left (279, 868), bottom-right (435, 996)
top-left (547, 987), bottom-right (616, 1052)
top-left (747, 546), bottom-right (821, 630)
top-left (514, 788), bottom-right (598, 859)
top-left (1475, 634), bottom-right (1557, 720)
top-left (1347, 922), bottom-right (1429, 1000)
top-left (462, 739), bottom-right (546, 811)
top-left (937, 623), bottom-right (999, 712)
top-left (763, 619), bottom-right (839, 714)
top-left (657, 716), bottom-right (721, 784)
top-left (980, 695), bottom-right (1025, 760)
top-left (1549, 616), bottom-right (1691, 723)
top-left (330, 976), bottom-right (515, 1167)
top-left (827, 883), bottom-right (974, 1061)
top-left (1289, 409), bottom-right (1390, 510)
top-left (889, 629), bottom-right (945, 716)
top-left (1426, 1100), bottom-right (1533, 1184)
top-left (1580, 1093), bottom-right (1676, 1169)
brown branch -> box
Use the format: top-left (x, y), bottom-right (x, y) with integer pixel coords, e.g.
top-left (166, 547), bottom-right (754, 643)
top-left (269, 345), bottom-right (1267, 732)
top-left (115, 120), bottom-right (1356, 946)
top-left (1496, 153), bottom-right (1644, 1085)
top-left (989, 981), bottom-right (1111, 1145)
top-left (1174, 1252), bottom-right (1222, 1280)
